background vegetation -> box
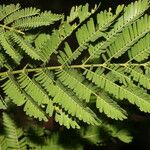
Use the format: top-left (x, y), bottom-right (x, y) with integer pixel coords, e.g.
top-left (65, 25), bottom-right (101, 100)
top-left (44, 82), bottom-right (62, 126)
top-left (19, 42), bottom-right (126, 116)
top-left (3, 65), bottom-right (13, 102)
top-left (0, 0), bottom-right (150, 149)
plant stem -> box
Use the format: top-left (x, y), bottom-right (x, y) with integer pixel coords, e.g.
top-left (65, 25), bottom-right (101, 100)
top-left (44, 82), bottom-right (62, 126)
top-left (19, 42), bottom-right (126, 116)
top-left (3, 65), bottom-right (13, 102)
top-left (0, 24), bottom-right (25, 35)
top-left (0, 63), bottom-right (148, 77)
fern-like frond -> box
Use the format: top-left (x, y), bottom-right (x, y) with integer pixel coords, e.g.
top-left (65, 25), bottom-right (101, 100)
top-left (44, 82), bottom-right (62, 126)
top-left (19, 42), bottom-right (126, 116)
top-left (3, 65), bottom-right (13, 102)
top-left (35, 69), bottom-right (99, 125)
top-left (0, 0), bottom-right (150, 132)
top-left (122, 85), bottom-right (150, 113)
top-left (124, 66), bottom-right (150, 89)
top-left (24, 99), bottom-right (48, 121)
top-left (106, 0), bottom-right (149, 40)
top-left (0, 135), bottom-right (7, 150)
top-left (57, 68), bottom-right (126, 120)
top-left (0, 29), bottom-right (22, 64)
top-left (2, 112), bottom-right (27, 150)
top-left (67, 3), bottom-right (98, 23)
top-left (128, 33), bottom-right (150, 62)
top-left (18, 72), bottom-right (51, 105)
top-left (10, 33), bottom-right (42, 60)
top-left (2, 73), bottom-right (26, 106)
top-left (103, 124), bottom-right (133, 143)
top-left (12, 11), bottom-right (62, 30)
top-left (4, 7), bottom-right (40, 25)
top-left (84, 68), bottom-right (150, 112)
top-left (0, 98), bottom-right (6, 110)
top-left (103, 15), bottom-right (150, 63)
top-left (34, 69), bottom-right (56, 97)
top-left (84, 0), bottom-right (149, 63)
top-left (55, 107), bottom-right (80, 129)
top-left (112, 129), bottom-right (133, 143)
top-left (96, 5), bottom-right (124, 32)
top-left (1, 73), bottom-right (48, 121)
top-left (58, 5), bottom-right (124, 65)
top-left (0, 4), bottom-right (63, 65)
top-left (54, 82), bottom-right (99, 124)
top-left (57, 69), bottom-right (93, 102)
top-left (103, 65), bottom-right (131, 86)
top-left (0, 4), bottom-right (20, 21)
top-left (35, 3), bottom-right (100, 63)
top-left (96, 92), bottom-right (127, 120)
top-left (36, 23), bottom-right (76, 62)
top-left (84, 68), bottom-right (122, 98)
top-left (81, 126), bottom-right (101, 145)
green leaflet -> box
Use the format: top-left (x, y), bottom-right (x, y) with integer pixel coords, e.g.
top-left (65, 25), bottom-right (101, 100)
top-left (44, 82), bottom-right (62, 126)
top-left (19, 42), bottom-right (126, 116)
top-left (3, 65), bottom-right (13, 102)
top-left (4, 7), bottom-right (40, 25)
top-left (2, 113), bottom-right (27, 150)
top-left (103, 124), bottom-right (133, 143)
top-left (1, 73), bottom-right (48, 121)
top-left (84, 0), bottom-right (149, 63)
top-left (57, 68), bottom-right (127, 120)
top-left (84, 68), bottom-right (150, 113)
top-left (0, 99), bottom-right (6, 110)
top-left (0, 29), bottom-right (22, 64)
top-left (112, 129), bottom-right (133, 143)
top-left (104, 14), bottom-right (150, 63)
top-left (128, 33), bottom-right (150, 62)
top-left (124, 66), bottom-right (150, 89)
top-left (0, 0), bottom-right (150, 130)
top-left (36, 3), bottom-right (99, 63)
top-left (18, 72), bottom-right (51, 105)
top-left (0, 4), bottom-right (63, 66)
top-left (10, 33), bottom-right (41, 60)
top-left (24, 99), bottom-right (48, 121)
top-left (35, 69), bottom-right (99, 125)
top-left (96, 93), bottom-right (127, 120)
top-left (57, 69), bottom-right (93, 102)
top-left (0, 4), bottom-right (20, 21)
top-left (58, 5), bottom-right (124, 65)
top-left (55, 108), bottom-right (80, 129)
top-left (2, 73), bottom-right (26, 106)
top-left (36, 22), bottom-right (76, 62)
top-left (53, 82), bottom-right (99, 124)
top-left (67, 3), bottom-right (98, 23)
top-left (12, 11), bottom-right (63, 30)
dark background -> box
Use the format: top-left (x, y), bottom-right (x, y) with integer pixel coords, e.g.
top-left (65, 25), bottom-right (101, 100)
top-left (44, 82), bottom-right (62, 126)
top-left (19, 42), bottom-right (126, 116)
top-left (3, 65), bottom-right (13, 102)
top-left (0, 0), bottom-right (133, 13)
top-left (0, 0), bottom-right (150, 150)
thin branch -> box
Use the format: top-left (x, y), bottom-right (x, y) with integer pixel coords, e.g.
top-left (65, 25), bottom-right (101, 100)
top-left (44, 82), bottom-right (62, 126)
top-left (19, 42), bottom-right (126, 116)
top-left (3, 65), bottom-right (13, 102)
top-left (0, 63), bottom-right (148, 77)
top-left (0, 24), bottom-right (25, 35)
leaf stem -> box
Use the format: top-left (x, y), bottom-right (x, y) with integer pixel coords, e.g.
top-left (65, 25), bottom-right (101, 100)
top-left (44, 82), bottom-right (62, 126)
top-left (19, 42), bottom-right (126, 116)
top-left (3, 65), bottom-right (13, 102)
top-left (0, 63), bottom-right (148, 77)
top-left (0, 24), bottom-right (25, 35)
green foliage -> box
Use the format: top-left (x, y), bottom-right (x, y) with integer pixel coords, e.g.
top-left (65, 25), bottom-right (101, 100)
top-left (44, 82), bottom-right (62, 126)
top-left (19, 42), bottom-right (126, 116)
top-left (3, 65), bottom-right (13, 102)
top-left (81, 124), bottom-right (133, 145)
top-left (0, 98), bottom-right (6, 110)
top-left (0, 0), bottom-right (150, 149)
top-left (0, 113), bottom-right (27, 150)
